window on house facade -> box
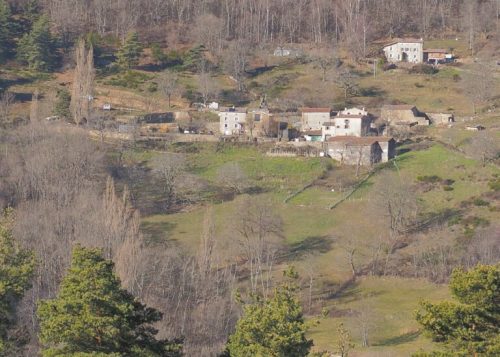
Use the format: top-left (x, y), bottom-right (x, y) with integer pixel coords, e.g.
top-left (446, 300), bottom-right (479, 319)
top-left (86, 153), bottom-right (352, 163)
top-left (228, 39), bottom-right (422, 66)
top-left (344, 120), bottom-right (350, 129)
top-left (235, 124), bottom-right (238, 128)
top-left (224, 124), bottom-right (227, 128)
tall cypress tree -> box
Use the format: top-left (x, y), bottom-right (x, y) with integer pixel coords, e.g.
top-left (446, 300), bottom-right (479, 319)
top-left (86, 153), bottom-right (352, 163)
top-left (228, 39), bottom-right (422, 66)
top-left (16, 15), bottom-right (56, 71)
top-left (38, 245), bottom-right (182, 357)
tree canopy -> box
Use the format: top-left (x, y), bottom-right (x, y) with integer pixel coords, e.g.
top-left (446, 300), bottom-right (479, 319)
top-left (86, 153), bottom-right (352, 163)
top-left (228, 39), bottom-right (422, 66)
top-left (0, 209), bottom-right (35, 355)
top-left (116, 32), bottom-right (142, 70)
top-left (227, 267), bottom-right (313, 357)
top-left (37, 245), bottom-right (182, 357)
top-left (416, 264), bottom-right (500, 356)
top-left (0, 0), bottom-right (12, 62)
top-left (16, 15), bottom-right (57, 71)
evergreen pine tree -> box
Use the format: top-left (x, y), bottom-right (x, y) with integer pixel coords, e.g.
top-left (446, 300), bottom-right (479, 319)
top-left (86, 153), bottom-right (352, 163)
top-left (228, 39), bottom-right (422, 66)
top-left (116, 32), bottom-right (142, 70)
top-left (0, 209), bottom-right (35, 354)
top-left (17, 15), bottom-right (56, 71)
top-left (416, 264), bottom-right (500, 356)
top-left (37, 245), bottom-right (182, 357)
top-left (151, 43), bottom-right (167, 67)
top-left (53, 88), bottom-right (71, 120)
top-left (0, 0), bottom-right (12, 62)
top-left (227, 267), bottom-right (313, 357)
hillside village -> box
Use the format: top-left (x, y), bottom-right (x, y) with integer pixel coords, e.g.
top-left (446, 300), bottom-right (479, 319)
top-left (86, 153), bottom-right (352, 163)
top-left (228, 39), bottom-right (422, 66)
top-left (0, 1), bottom-right (499, 356)
top-left (81, 38), bottom-right (466, 168)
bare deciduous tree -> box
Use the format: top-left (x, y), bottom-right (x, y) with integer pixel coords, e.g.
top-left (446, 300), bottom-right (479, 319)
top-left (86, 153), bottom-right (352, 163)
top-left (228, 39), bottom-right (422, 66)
top-left (151, 153), bottom-right (184, 210)
top-left (216, 162), bottom-right (249, 194)
top-left (224, 41), bottom-right (249, 92)
top-left (158, 70), bottom-right (180, 108)
top-left (374, 173), bottom-right (418, 275)
top-left (466, 131), bottom-right (499, 166)
top-left (0, 91), bottom-right (15, 123)
top-left (197, 71), bottom-right (219, 106)
top-left (311, 47), bottom-right (338, 82)
top-left (232, 195), bottom-right (284, 296)
top-left (30, 90), bottom-right (40, 122)
top-left (334, 68), bottom-right (359, 100)
top-left (191, 14), bottom-right (224, 54)
top-left (355, 302), bottom-right (375, 348)
top-left (462, 62), bottom-right (495, 115)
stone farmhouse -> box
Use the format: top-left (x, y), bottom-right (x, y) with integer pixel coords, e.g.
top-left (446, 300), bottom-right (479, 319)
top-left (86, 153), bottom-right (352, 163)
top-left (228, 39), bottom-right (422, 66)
top-left (427, 112), bottom-right (454, 126)
top-left (326, 136), bottom-right (395, 166)
top-left (383, 38), bottom-right (423, 64)
top-left (273, 46), bottom-right (300, 57)
top-left (218, 107), bottom-right (247, 135)
top-left (300, 107), bottom-right (331, 131)
top-left (381, 104), bottom-right (429, 126)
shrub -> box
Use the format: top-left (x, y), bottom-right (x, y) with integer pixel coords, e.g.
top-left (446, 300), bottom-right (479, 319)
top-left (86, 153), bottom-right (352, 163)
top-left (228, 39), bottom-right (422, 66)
top-left (443, 185), bottom-right (454, 191)
top-left (417, 175), bottom-right (441, 183)
top-left (383, 63), bottom-right (397, 71)
top-left (473, 198), bottom-right (489, 206)
top-left (409, 64), bottom-right (438, 75)
top-left (442, 179), bottom-right (455, 186)
top-left (104, 70), bottom-right (153, 89)
top-left (147, 82), bottom-right (157, 92)
top-left (488, 178), bottom-right (500, 192)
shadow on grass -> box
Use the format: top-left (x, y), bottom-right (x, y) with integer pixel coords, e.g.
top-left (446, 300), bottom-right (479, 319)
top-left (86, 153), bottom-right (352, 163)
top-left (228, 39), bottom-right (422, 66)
top-left (0, 76), bottom-right (36, 91)
top-left (141, 220), bottom-right (178, 244)
top-left (246, 65), bottom-right (277, 77)
top-left (396, 147), bottom-right (412, 155)
top-left (286, 235), bottom-right (333, 260)
top-left (374, 330), bottom-right (421, 346)
top-left (220, 89), bottom-right (251, 107)
top-left (14, 92), bottom-right (36, 102)
top-left (359, 86), bottom-right (386, 97)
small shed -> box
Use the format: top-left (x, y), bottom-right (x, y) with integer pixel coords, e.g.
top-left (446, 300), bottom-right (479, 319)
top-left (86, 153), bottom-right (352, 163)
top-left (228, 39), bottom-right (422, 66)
top-left (303, 130), bottom-right (323, 142)
top-left (427, 113), bottom-right (454, 126)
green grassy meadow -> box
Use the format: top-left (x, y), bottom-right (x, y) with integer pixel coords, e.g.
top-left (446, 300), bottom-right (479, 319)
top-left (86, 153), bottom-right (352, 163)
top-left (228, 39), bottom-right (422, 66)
top-left (135, 140), bottom-right (498, 355)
